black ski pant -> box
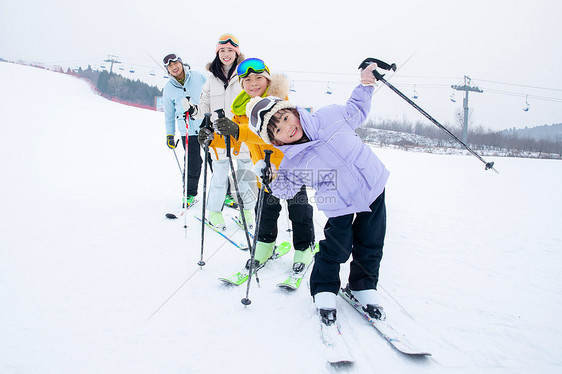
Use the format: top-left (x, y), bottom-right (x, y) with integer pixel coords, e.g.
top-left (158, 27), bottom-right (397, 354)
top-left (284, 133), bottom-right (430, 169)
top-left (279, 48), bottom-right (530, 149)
top-left (310, 190), bottom-right (386, 297)
top-left (181, 135), bottom-right (203, 197)
top-left (256, 185), bottom-right (314, 251)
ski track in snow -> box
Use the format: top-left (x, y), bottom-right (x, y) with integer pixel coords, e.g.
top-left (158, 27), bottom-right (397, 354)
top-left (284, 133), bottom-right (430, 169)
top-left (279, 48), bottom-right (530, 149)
top-left (1, 62), bottom-right (561, 373)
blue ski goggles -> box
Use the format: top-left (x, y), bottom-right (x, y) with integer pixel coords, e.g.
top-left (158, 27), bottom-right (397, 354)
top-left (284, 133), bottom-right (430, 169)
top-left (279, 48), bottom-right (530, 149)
top-left (237, 58), bottom-right (270, 79)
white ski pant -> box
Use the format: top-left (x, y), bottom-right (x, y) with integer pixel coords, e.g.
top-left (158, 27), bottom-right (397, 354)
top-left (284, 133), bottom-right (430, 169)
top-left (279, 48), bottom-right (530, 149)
top-left (206, 158), bottom-right (257, 212)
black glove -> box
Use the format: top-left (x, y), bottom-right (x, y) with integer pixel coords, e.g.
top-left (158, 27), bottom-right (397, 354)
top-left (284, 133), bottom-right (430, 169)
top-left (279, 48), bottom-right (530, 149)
top-left (166, 135), bottom-right (176, 149)
top-left (214, 117), bottom-right (239, 139)
top-left (181, 97), bottom-right (198, 121)
top-left (198, 127), bottom-right (214, 146)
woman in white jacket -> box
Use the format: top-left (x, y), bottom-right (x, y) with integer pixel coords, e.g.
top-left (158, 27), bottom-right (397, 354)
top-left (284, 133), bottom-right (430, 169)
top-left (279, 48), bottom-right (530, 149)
top-left (197, 34), bottom-right (254, 231)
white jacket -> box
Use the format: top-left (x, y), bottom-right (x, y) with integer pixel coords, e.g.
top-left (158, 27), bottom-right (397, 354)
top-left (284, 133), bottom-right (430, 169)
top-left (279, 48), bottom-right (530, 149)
top-left (197, 66), bottom-right (249, 159)
top-left (198, 73), bottom-right (242, 121)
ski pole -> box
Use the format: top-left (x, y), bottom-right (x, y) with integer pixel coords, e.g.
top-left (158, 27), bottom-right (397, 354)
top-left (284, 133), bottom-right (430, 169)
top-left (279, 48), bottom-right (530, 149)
top-left (172, 139), bottom-right (184, 178)
top-left (183, 117), bottom-right (190, 235)
top-left (360, 58), bottom-right (498, 174)
top-left (214, 109), bottom-right (253, 252)
top-left (284, 200), bottom-right (292, 233)
top-left (197, 113), bottom-right (213, 267)
top-left (242, 149), bottom-right (273, 306)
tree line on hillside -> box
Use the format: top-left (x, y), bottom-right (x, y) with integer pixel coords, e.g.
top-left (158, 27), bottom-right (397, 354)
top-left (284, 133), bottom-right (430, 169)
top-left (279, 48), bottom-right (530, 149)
top-left (69, 66), bottom-right (162, 107)
top-left (359, 118), bottom-right (562, 157)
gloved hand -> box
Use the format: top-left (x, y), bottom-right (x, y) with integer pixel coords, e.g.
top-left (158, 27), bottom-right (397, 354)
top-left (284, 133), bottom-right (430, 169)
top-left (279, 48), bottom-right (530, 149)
top-left (253, 159), bottom-right (277, 184)
top-left (181, 97), bottom-right (198, 121)
top-left (214, 117), bottom-right (239, 139)
top-left (198, 127), bottom-right (214, 146)
top-left (166, 135), bottom-right (176, 149)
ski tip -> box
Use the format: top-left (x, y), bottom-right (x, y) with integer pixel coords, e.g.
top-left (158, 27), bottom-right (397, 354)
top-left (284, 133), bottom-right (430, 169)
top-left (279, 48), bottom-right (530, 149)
top-left (165, 213), bottom-right (178, 219)
top-left (330, 359), bottom-right (355, 367)
top-left (277, 283), bottom-right (297, 290)
top-left (218, 278), bottom-right (239, 286)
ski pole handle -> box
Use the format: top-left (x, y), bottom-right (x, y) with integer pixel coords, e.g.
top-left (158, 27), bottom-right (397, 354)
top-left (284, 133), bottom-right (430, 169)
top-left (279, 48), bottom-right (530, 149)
top-left (214, 108), bottom-right (225, 119)
top-left (263, 149), bottom-right (273, 166)
top-left (200, 113), bottom-right (212, 130)
top-left (262, 149), bottom-right (273, 187)
top-left (214, 109), bottom-right (231, 158)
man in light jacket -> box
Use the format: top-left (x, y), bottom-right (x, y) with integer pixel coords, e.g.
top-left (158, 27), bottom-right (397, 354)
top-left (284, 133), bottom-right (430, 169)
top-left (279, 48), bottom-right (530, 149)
top-left (162, 53), bottom-right (206, 207)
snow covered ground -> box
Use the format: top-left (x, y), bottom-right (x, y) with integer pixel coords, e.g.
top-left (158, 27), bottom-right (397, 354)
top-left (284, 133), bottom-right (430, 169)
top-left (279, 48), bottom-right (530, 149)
top-left (1, 61), bottom-right (561, 373)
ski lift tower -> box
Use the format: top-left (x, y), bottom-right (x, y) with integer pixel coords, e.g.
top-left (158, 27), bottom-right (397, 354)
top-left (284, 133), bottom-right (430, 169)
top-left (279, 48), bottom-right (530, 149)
top-left (451, 75), bottom-right (483, 143)
top-left (104, 55), bottom-right (121, 74)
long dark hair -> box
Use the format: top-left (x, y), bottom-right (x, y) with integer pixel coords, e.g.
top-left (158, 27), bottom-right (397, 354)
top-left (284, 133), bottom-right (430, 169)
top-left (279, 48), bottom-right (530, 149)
top-left (209, 54), bottom-right (238, 89)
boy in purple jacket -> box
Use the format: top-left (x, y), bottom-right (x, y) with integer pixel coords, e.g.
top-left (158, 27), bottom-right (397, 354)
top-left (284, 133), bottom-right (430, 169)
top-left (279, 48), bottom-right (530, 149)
top-left (246, 62), bottom-right (390, 326)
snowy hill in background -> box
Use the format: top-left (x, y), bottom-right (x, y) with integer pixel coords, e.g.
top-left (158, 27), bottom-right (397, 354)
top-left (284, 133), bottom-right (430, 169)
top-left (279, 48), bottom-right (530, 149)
top-left (502, 123), bottom-right (562, 142)
top-left (1, 61), bottom-right (561, 373)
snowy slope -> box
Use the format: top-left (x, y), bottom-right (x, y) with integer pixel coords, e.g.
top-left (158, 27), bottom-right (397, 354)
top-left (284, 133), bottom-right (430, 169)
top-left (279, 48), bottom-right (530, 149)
top-left (1, 61), bottom-right (561, 374)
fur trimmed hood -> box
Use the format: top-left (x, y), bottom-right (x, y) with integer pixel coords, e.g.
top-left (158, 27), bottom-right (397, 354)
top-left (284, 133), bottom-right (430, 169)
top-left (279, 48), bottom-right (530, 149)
top-left (266, 74), bottom-right (290, 100)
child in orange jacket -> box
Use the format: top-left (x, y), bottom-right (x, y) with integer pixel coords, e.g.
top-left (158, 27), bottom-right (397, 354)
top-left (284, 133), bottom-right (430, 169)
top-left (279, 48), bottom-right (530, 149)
top-left (206, 58), bottom-right (316, 271)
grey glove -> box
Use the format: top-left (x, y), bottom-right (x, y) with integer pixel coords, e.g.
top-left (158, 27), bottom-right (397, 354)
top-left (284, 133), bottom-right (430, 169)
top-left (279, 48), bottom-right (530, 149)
top-left (198, 127), bottom-right (214, 146)
top-left (214, 117), bottom-right (239, 139)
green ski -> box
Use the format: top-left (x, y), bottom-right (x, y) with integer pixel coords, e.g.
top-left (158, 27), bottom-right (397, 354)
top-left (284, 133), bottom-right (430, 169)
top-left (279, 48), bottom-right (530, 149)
top-left (219, 242), bottom-right (291, 285)
top-left (278, 243), bottom-right (319, 290)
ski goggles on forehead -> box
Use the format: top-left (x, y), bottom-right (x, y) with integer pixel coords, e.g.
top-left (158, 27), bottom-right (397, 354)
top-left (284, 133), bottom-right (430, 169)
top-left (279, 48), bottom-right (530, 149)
top-left (218, 34), bottom-right (239, 47)
top-left (163, 53), bottom-right (180, 66)
top-left (237, 58), bottom-right (270, 79)
top-left (250, 97), bottom-right (282, 130)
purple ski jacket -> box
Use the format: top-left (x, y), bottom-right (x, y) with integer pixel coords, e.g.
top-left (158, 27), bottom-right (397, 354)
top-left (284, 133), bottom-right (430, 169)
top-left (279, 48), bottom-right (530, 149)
top-left (270, 84), bottom-right (390, 218)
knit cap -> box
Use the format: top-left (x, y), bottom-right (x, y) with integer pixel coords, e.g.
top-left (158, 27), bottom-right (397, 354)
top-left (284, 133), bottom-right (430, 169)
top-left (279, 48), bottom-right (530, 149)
top-left (246, 96), bottom-right (296, 144)
top-left (215, 33), bottom-right (241, 55)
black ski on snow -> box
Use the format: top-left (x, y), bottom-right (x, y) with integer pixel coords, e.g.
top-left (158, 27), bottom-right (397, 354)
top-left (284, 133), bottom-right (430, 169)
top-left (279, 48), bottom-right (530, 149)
top-left (164, 199), bottom-right (199, 219)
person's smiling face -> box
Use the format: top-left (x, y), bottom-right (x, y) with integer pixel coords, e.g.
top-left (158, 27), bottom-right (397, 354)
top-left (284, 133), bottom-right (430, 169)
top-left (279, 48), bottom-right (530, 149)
top-left (218, 47), bottom-right (237, 66)
top-left (241, 73), bottom-right (269, 98)
top-left (166, 60), bottom-right (184, 79)
top-left (270, 110), bottom-right (304, 145)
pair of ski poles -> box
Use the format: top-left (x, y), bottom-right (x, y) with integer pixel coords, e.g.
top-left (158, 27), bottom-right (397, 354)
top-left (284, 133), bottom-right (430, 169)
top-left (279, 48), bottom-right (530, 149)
top-left (196, 110), bottom-right (255, 266)
top-left (197, 109), bottom-right (272, 305)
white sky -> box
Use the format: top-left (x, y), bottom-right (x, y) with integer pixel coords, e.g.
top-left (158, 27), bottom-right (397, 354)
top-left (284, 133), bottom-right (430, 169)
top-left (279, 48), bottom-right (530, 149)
top-left (1, 0), bottom-right (561, 132)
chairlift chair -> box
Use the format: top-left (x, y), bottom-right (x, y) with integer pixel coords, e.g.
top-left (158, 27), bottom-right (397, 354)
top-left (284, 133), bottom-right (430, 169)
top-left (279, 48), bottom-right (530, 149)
top-left (412, 85), bottom-right (419, 99)
top-left (129, 66), bottom-right (135, 73)
top-left (450, 92), bottom-right (456, 102)
top-left (150, 69), bottom-right (156, 76)
top-left (290, 81), bottom-right (296, 93)
top-left (523, 95), bottom-right (530, 112)
top-left (326, 82), bottom-right (332, 95)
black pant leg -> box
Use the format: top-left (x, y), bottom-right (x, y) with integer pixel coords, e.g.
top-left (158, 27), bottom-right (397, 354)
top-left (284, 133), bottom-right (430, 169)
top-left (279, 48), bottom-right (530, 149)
top-left (256, 190), bottom-right (282, 243)
top-left (185, 135), bottom-right (202, 196)
top-left (287, 186), bottom-right (315, 250)
top-left (310, 213), bottom-right (354, 296)
top-left (348, 190), bottom-right (386, 291)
